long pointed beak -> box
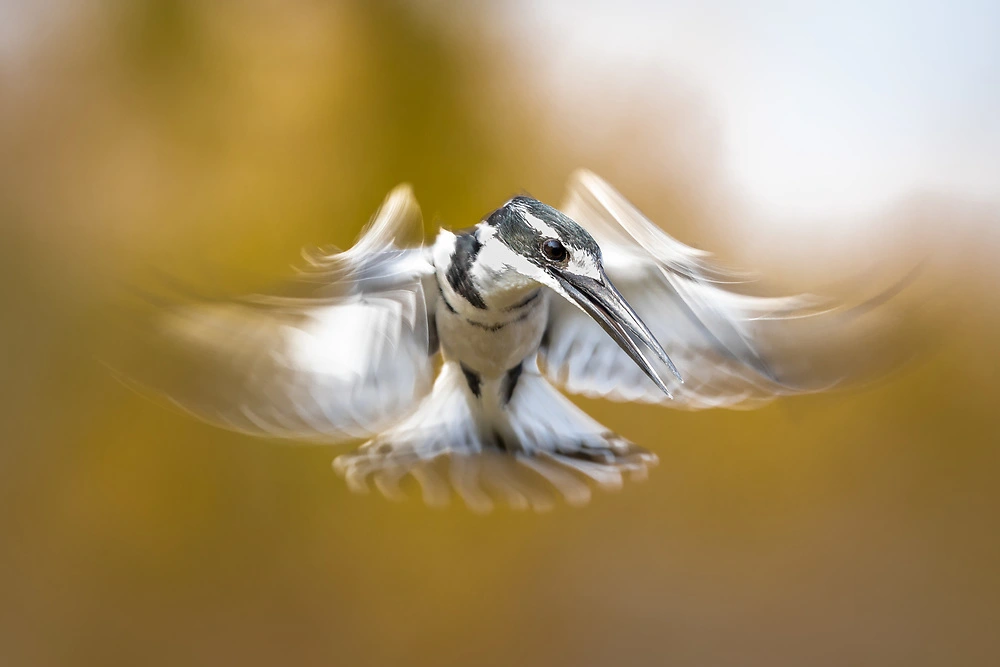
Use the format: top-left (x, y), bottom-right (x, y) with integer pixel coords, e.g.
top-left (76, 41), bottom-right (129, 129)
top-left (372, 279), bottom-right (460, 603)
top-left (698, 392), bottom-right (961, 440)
top-left (555, 270), bottom-right (682, 398)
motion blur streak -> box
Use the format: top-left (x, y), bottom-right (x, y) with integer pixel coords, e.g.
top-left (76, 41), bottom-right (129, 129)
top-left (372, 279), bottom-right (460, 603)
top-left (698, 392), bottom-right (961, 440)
top-left (115, 173), bottom-right (917, 513)
top-left (0, 2), bottom-right (998, 666)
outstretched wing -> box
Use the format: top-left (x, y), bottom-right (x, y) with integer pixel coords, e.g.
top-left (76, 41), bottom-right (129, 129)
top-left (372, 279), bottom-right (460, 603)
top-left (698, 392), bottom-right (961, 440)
top-left (119, 185), bottom-right (438, 441)
top-left (541, 169), bottom-right (906, 409)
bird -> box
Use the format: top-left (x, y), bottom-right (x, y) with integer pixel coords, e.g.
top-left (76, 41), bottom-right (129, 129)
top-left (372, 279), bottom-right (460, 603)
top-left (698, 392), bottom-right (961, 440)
top-left (122, 170), bottom-right (907, 512)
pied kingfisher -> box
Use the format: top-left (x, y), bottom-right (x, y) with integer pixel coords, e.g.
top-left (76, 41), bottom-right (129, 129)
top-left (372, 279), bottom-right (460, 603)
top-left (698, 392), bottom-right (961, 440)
top-left (127, 170), bottom-right (900, 512)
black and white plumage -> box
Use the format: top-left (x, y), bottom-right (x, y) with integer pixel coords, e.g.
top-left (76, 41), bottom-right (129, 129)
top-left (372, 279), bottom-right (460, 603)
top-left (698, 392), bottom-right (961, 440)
top-left (124, 171), bottom-right (902, 512)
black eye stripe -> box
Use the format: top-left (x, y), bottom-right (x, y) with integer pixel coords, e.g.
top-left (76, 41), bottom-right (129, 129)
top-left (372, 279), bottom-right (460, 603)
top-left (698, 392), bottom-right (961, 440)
top-left (488, 197), bottom-right (601, 264)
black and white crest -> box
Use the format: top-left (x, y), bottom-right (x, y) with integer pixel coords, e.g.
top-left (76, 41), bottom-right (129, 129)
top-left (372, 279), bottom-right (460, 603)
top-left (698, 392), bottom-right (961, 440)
top-left (487, 196), bottom-right (602, 269)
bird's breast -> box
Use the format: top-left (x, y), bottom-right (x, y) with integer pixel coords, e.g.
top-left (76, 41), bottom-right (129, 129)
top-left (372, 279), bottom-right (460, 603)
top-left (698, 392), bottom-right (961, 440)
top-left (435, 291), bottom-right (549, 378)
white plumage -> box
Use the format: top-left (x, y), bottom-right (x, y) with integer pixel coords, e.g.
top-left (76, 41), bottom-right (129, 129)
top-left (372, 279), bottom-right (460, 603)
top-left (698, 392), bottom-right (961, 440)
top-left (122, 170), bottom-right (905, 512)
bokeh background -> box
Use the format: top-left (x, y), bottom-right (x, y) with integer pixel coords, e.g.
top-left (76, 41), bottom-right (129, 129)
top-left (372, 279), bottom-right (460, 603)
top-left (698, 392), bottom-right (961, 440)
top-left (2, 1), bottom-right (999, 665)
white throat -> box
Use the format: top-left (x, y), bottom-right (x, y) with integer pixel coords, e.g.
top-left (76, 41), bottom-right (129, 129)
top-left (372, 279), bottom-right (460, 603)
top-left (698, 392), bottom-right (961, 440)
top-left (469, 224), bottom-right (544, 310)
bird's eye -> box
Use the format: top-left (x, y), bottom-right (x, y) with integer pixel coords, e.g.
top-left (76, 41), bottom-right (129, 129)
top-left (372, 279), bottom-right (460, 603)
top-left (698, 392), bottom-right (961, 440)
top-left (540, 238), bottom-right (568, 262)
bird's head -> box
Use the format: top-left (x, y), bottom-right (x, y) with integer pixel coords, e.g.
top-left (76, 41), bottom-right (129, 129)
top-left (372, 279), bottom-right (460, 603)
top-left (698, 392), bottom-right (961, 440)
top-left (476, 195), bottom-right (681, 396)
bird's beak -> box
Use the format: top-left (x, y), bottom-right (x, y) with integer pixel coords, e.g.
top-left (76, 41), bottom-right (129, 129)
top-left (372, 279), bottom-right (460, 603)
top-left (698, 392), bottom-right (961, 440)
top-left (554, 270), bottom-right (682, 398)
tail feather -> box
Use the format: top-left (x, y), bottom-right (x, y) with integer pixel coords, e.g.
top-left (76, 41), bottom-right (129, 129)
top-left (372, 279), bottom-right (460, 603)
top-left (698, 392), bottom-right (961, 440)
top-left (333, 359), bottom-right (656, 512)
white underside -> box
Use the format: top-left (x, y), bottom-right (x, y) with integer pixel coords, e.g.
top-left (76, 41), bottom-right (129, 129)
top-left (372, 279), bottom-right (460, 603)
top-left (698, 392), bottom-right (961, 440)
top-left (333, 358), bottom-right (656, 512)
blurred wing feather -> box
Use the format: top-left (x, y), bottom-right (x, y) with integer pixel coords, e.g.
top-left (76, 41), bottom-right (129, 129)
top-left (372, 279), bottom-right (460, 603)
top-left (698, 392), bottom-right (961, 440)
top-left (124, 184), bottom-right (438, 441)
top-left (543, 170), bottom-right (900, 409)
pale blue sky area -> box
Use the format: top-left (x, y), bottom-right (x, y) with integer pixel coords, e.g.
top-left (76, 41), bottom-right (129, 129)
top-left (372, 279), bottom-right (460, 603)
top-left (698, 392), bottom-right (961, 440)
top-left (511, 0), bottom-right (1000, 221)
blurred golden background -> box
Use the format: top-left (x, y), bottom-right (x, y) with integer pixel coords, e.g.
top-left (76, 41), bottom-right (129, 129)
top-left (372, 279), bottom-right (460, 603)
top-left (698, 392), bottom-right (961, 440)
top-left (1, 1), bottom-right (999, 665)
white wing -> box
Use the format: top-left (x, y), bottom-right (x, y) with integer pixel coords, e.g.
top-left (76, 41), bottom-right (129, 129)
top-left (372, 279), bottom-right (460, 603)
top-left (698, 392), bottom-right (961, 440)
top-left (542, 170), bottom-right (907, 409)
top-left (121, 185), bottom-right (438, 441)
